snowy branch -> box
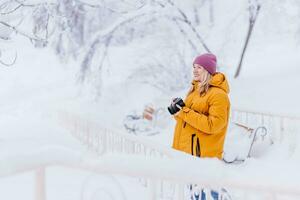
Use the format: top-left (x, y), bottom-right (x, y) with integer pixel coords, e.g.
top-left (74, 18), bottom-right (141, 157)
top-left (234, 0), bottom-right (261, 78)
top-left (80, 10), bottom-right (156, 82)
top-left (0, 51), bottom-right (17, 67)
top-left (0, 0), bottom-right (56, 16)
top-left (78, 0), bottom-right (148, 14)
top-left (172, 17), bottom-right (199, 53)
top-left (0, 3), bottom-right (23, 15)
top-left (14, 0), bottom-right (56, 7)
top-left (0, 21), bottom-right (45, 42)
top-left (165, 0), bottom-right (212, 53)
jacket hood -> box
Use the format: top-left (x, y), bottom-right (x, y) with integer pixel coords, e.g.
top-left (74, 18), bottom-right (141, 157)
top-left (209, 73), bottom-right (230, 94)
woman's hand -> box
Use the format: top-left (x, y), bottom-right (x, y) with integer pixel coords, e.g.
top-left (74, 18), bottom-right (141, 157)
top-left (168, 98), bottom-right (185, 115)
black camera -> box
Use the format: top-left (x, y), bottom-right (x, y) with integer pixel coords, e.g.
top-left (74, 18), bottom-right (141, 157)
top-left (168, 98), bottom-right (185, 115)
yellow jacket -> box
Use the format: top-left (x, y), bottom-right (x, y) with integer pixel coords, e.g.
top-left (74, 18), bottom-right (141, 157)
top-left (172, 73), bottom-right (230, 159)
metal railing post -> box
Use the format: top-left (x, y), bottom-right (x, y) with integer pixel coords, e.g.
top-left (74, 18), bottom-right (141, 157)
top-left (35, 167), bottom-right (46, 200)
top-left (175, 183), bottom-right (184, 200)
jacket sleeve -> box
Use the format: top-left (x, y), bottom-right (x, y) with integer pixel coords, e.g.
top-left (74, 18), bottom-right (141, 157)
top-left (176, 93), bottom-right (229, 134)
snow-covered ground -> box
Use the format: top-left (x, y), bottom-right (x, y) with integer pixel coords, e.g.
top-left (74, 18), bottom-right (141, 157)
top-left (1, 1), bottom-right (300, 199)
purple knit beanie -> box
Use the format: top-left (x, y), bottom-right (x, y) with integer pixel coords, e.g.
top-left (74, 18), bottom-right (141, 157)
top-left (193, 53), bottom-right (217, 75)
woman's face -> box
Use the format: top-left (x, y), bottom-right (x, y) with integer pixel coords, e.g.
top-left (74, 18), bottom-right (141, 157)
top-left (193, 64), bottom-right (207, 82)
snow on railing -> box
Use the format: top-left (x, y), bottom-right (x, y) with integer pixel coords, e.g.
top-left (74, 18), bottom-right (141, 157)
top-left (58, 111), bottom-right (185, 159)
top-left (60, 108), bottom-right (300, 159)
top-left (0, 146), bottom-right (83, 200)
top-left (57, 110), bottom-right (300, 200)
top-left (58, 111), bottom-right (187, 200)
top-left (231, 108), bottom-right (300, 155)
top-left (2, 109), bottom-right (300, 200)
top-left (2, 147), bottom-right (300, 200)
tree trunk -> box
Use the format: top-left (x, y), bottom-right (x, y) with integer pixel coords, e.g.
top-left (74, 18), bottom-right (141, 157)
top-left (234, 4), bottom-right (261, 78)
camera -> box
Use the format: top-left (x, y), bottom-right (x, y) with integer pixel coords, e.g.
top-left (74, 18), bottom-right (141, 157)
top-left (168, 98), bottom-right (185, 115)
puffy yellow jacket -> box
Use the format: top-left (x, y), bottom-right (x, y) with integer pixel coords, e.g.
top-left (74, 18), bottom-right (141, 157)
top-left (172, 73), bottom-right (230, 159)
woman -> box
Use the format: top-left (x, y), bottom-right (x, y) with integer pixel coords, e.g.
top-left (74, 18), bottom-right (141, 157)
top-left (169, 53), bottom-right (230, 199)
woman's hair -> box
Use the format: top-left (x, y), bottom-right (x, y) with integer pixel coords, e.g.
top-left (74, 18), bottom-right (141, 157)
top-left (188, 70), bottom-right (212, 96)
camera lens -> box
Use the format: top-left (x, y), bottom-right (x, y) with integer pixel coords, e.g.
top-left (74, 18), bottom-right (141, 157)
top-left (168, 105), bottom-right (174, 115)
top-left (168, 104), bottom-right (178, 115)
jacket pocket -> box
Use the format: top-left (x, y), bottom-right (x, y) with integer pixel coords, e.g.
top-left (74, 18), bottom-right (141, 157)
top-left (191, 134), bottom-right (201, 157)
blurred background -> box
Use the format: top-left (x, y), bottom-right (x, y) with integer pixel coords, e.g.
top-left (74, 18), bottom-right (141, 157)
top-left (0, 0), bottom-right (300, 199)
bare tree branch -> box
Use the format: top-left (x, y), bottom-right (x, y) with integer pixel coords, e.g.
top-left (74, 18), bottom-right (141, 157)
top-left (44, 13), bottom-right (50, 39)
top-left (172, 16), bottom-right (211, 53)
top-left (128, 47), bottom-right (190, 94)
top-left (166, 0), bottom-right (212, 53)
top-left (208, 0), bottom-right (214, 26)
top-left (14, 0), bottom-right (56, 7)
top-left (78, 0), bottom-right (211, 94)
top-left (234, 1), bottom-right (261, 78)
top-left (80, 11), bottom-right (155, 82)
top-left (98, 34), bottom-right (112, 70)
top-left (0, 3), bottom-right (23, 15)
top-left (172, 17), bottom-right (199, 53)
top-left (0, 21), bottom-right (45, 42)
top-left (0, 0), bottom-right (56, 20)
top-left (79, 38), bottom-right (100, 82)
top-left (193, 7), bottom-right (200, 26)
top-left (0, 1), bottom-right (11, 10)
top-left (78, 0), bottom-right (147, 14)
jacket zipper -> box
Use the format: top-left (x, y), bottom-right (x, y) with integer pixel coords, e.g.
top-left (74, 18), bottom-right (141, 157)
top-left (196, 138), bottom-right (201, 157)
top-left (191, 134), bottom-right (196, 156)
top-left (191, 134), bottom-right (201, 157)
